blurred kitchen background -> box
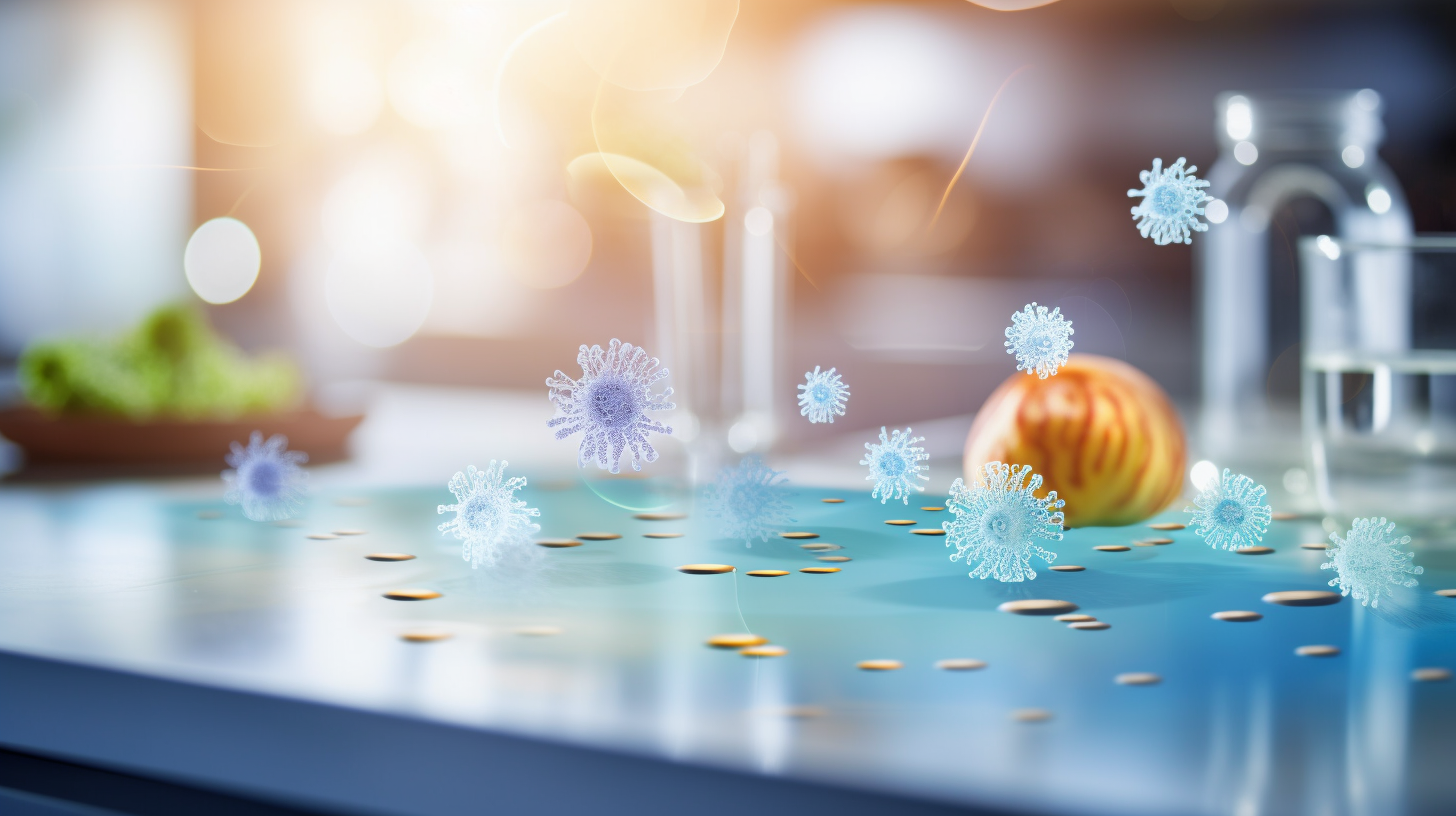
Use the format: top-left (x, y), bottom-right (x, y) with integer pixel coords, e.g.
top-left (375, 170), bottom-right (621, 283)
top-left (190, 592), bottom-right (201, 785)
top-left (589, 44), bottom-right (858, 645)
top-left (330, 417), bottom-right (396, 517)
top-left (1, 0), bottom-right (1454, 489)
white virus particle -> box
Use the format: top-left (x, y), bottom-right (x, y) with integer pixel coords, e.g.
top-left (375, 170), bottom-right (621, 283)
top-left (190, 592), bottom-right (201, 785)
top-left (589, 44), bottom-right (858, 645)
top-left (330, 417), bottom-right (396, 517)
top-left (944, 462), bottom-right (1064, 582)
top-left (546, 338), bottom-right (674, 474)
top-left (860, 426), bottom-right (929, 504)
top-left (437, 461), bottom-right (541, 569)
top-left (1185, 468), bottom-right (1272, 551)
top-left (222, 431), bottom-right (308, 521)
top-left (1005, 303), bottom-right (1075, 379)
top-left (705, 455), bottom-right (794, 545)
top-left (1127, 157), bottom-right (1214, 246)
top-left (1321, 517), bottom-right (1422, 608)
top-left (797, 365), bottom-right (850, 424)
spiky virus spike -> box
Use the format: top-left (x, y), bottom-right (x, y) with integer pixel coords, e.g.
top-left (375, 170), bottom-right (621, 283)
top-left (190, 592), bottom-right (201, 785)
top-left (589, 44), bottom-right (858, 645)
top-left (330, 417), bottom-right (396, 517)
top-left (1128, 157), bottom-right (1213, 246)
top-left (1005, 303), bottom-right (1074, 379)
top-left (705, 455), bottom-right (794, 545)
top-left (222, 431), bottom-right (308, 521)
top-left (1321, 517), bottom-right (1422, 608)
top-left (546, 338), bottom-right (674, 474)
top-left (860, 426), bottom-right (929, 505)
top-left (797, 365), bottom-right (850, 424)
top-left (1185, 468), bottom-right (1272, 551)
top-left (437, 461), bottom-right (541, 569)
top-left (944, 462), bottom-right (1063, 582)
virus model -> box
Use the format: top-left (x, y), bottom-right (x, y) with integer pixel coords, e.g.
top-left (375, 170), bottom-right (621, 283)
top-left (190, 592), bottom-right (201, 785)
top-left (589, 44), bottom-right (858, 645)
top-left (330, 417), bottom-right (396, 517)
top-left (705, 455), bottom-right (793, 545)
top-left (797, 365), bottom-right (850, 424)
top-left (438, 461), bottom-right (542, 569)
top-left (944, 462), bottom-right (1064, 582)
top-left (1321, 517), bottom-right (1422, 608)
top-left (222, 431), bottom-right (308, 521)
top-left (1005, 303), bottom-right (1075, 379)
top-left (860, 426), bottom-right (929, 504)
top-left (1127, 157), bottom-right (1214, 246)
top-left (546, 339), bottom-right (674, 474)
top-left (1185, 468), bottom-right (1272, 551)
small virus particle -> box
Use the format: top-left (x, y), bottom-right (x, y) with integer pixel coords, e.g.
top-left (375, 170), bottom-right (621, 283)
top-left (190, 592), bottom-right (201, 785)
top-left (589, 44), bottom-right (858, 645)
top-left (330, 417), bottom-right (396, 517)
top-left (222, 431), bottom-right (308, 522)
top-left (437, 461), bottom-right (541, 569)
top-left (1321, 517), bottom-right (1422, 608)
top-left (1127, 157), bottom-right (1214, 246)
top-left (860, 426), bottom-right (929, 504)
top-left (944, 462), bottom-right (1064, 582)
top-left (1005, 303), bottom-right (1074, 379)
top-left (546, 339), bottom-right (674, 474)
top-left (705, 455), bottom-right (794, 545)
top-left (1185, 468), bottom-right (1273, 551)
top-left (797, 365), bottom-right (850, 424)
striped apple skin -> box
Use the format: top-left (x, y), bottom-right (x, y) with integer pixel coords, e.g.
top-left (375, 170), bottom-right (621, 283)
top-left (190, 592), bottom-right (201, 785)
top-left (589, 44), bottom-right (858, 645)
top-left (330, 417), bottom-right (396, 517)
top-left (963, 354), bottom-right (1186, 528)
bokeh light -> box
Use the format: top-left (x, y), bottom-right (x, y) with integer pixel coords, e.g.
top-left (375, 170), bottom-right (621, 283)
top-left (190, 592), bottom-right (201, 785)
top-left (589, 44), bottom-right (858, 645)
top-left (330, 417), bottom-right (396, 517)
top-left (306, 56), bottom-right (383, 136)
top-left (567, 0), bottom-right (739, 91)
top-left (183, 217), bottom-right (262, 305)
top-left (320, 154), bottom-right (431, 252)
top-left (195, 0), bottom-right (298, 146)
top-left (387, 38), bottom-right (481, 131)
top-left (568, 152), bottom-right (724, 223)
top-left (501, 200), bottom-right (594, 290)
top-left (325, 242), bottom-right (434, 348)
top-left (1189, 460), bottom-right (1219, 493)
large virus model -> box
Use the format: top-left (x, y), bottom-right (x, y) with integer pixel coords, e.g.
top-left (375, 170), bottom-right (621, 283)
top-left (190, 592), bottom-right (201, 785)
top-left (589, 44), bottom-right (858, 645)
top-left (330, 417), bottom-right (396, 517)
top-left (797, 365), bottom-right (850, 424)
top-left (1185, 468), bottom-right (1272, 551)
top-left (1321, 517), bottom-right (1422, 608)
top-left (944, 462), bottom-right (1064, 582)
top-left (860, 426), bottom-right (929, 504)
top-left (437, 461), bottom-right (541, 569)
top-left (1005, 303), bottom-right (1075, 379)
top-left (546, 339), bottom-right (674, 474)
top-left (705, 455), bottom-right (793, 545)
top-left (222, 431), bottom-right (308, 521)
top-left (1127, 157), bottom-right (1213, 246)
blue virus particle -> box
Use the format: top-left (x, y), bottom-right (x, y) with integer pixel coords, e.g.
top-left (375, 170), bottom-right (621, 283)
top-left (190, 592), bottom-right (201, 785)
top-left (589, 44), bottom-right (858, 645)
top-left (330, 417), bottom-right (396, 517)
top-left (546, 339), bottom-right (674, 474)
top-left (437, 461), bottom-right (541, 569)
top-left (1127, 157), bottom-right (1213, 246)
top-left (944, 462), bottom-right (1064, 582)
top-left (222, 431), bottom-right (308, 521)
top-left (1185, 468), bottom-right (1272, 551)
top-left (860, 426), bottom-right (929, 504)
top-left (705, 455), bottom-right (794, 545)
top-left (1321, 517), bottom-right (1422, 608)
top-left (1005, 303), bottom-right (1075, 379)
top-left (797, 365), bottom-right (850, 424)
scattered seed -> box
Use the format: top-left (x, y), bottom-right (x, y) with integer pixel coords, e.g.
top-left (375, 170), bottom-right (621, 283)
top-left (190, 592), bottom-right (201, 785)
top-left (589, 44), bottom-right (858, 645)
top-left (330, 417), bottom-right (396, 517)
top-left (1300, 542), bottom-right (1329, 550)
top-left (920, 506), bottom-right (945, 512)
top-left (537, 539), bottom-right (582, 548)
top-left (1436, 589), bottom-right (1456, 598)
top-left (800, 567), bottom-right (841, 574)
top-left (821, 498), bottom-right (845, 504)
top-left (998, 599), bottom-right (1078, 615)
top-left (678, 564), bottom-right (734, 574)
top-left (911, 529), bottom-right (946, 536)
top-left (1115, 673), bottom-right (1161, 686)
top-left (365, 553), bottom-right (415, 562)
top-left (1271, 511), bottom-right (1300, 521)
top-left (383, 589), bottom-right (441, 601)
top-left (633, 512), bottom-right (686, 521)
top-left (1212, 610), bottom-right (1262, 622)
top-left (643, 532), bottom-right (684, 539)
top-left (1148, 523), bottom-right (1185, 530)
top-left (1140, 537), bottom-right (1174, 545)
top-left (884, 520), bottom-right (916, 526)
top-left (1055, 614), bottom-right (1096, 622)
top-left (800, 543), bottom-right (842, 551)
top-left (576, 532), bottom-right (622, 541)
top-left (817, 555), bottom-right (851, 562)
top-left (1049, 565), bottom-right (1085, 572)
top-left (1412, 667), bottom-right (1451, 682)
top-left (1262, 590), bottom-right (1341, 607)
top-left (334, 529), bottom-right (366, 536)
top-left (1295, 645), bottom-right (1340, 657)
top-left (401, 630), bottom-right (452, 643)
top-left (741, 645), bottom-right (786, 657)
top-left (1095, 545), bottom-right (1131, 552)
top-left (857, 660), bottom-right (903, 671)
top-left (708, 634), bottom-right (767, 648)
top-left (1011, 709), bottom-right (1052, 723)
top-left (1069, 621), bottom-right (1111, 630)
top-left (746, 570), bottom-right (790, 577)
top-left (936, 658), bottom-right (987, 671)
top-left (1237, 546), bottom-right (1275, 555)
top-left (781, 532), bottom-right (820, 539)
top-left (307, 533), bottom-right (338, 540)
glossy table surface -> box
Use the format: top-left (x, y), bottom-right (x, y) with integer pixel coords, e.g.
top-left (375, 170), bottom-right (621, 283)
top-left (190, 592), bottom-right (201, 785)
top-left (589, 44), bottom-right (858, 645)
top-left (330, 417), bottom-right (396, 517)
top-left (3, 469), bottom-right (1456, 816)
